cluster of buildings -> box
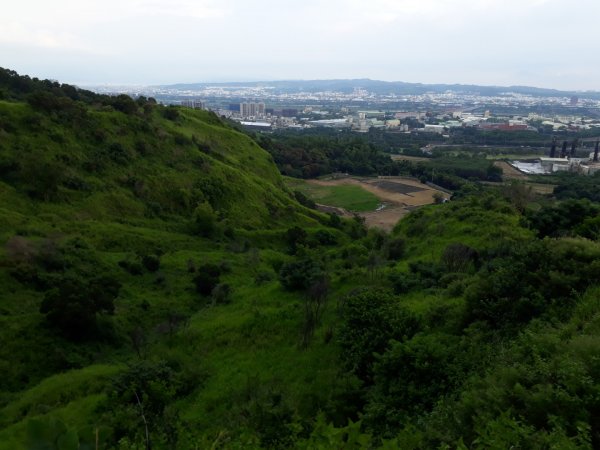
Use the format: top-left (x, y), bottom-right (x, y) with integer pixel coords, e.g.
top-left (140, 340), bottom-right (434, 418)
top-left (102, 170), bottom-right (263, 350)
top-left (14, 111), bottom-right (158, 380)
top-left (180, 99), bottom-right (204, 109)
top-left (512, 141), bottom-right (600, 176)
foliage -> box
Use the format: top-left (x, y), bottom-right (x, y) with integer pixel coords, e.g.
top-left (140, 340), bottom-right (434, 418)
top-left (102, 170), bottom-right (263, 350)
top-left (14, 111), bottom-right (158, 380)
top-left (39, 273), bottom-right (120, 340)
top-left (191, 202), bottom-right (217, 237)
top-left (554, 172), bottom-right (600, 202)
top-left (278, 257), bottom-right (324, 291)
top-left (193, 263), bottom-right (223, 296)
top-left (527, 199), bottom-right (600, 238)
top-left (337, 288), bottom-right (420, 383)
top-left (464, 239), bottom-right (600, 328)
top-left (4, 66), bottom-right (600, 449)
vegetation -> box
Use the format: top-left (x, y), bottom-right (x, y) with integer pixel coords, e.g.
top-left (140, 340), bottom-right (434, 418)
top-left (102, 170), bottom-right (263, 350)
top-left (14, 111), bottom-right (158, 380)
top-left (2, 68), bottom-right (600, 449)
top-left (286, 179), bottom-right (380, 211)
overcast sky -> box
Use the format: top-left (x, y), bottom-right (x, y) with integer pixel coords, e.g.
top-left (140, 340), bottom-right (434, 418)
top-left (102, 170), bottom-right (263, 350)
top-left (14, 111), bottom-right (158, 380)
top-left (1, 0), bottom-right (599, 90)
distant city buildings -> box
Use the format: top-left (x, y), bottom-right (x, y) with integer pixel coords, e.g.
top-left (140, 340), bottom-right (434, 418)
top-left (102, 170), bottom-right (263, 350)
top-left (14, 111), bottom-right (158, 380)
top-left (94, 83), bottom-right (599, 136)
top-left (181, 99), bottom-right (204, 109)
top-left (240, 102), bottom-right (266, 118)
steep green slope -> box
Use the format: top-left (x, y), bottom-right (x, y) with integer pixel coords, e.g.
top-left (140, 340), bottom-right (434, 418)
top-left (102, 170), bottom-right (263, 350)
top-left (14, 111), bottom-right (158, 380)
top-left (0, 80), bottom-right (349, 448)
top-left (0, 100), bottom-right (320, 232)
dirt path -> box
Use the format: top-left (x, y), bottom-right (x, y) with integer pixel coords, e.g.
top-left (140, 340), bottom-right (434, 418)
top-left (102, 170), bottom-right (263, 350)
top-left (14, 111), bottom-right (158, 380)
top-left (309, 176), bottom-right (448, 231)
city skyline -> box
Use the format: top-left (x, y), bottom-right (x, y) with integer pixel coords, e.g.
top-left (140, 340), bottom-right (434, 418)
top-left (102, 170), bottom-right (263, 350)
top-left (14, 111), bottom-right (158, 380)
top-left (2, 0), bottom-right (600, 90)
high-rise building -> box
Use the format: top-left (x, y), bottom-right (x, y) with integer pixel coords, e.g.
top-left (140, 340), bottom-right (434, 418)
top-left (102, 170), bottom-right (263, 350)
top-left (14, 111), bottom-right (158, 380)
top-left (240, 102), bottom-right (267, 118)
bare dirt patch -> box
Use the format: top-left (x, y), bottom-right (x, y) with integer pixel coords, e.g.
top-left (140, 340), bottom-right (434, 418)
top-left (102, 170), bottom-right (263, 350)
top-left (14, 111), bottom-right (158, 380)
top-left (361, 206), bottom-right (411, 231)
top-left (494, 161), bottom-right (528, 181)
top-left (526, 183), bottom-right (555, 195)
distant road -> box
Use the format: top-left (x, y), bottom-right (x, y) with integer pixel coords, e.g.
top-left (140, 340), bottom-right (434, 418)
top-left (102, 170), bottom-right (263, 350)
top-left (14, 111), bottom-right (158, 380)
top-left (424, 143), bottom-right (548, 151)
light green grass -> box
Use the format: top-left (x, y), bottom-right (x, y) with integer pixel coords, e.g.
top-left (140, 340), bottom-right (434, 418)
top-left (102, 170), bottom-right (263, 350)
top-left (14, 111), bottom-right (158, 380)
top-left (287, 179), bottom-right (379, 212)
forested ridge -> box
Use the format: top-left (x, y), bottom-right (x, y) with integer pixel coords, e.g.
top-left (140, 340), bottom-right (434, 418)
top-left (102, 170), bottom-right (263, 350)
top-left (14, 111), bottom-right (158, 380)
top-left (1, 68), bottom-right (600, 448)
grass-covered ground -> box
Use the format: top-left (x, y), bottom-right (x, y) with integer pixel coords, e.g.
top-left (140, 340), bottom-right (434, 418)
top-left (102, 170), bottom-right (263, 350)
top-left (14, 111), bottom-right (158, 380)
top-left (286, 178), bottom-right (380, 211)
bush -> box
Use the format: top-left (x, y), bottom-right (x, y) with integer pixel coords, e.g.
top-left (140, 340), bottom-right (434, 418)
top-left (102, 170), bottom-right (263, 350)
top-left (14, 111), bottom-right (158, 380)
top-left (278, 258), bottom-right (324, 291)
top-left (293, 190), bottom-right (316, 209)
top-left (337, 288), bottom-right (420, 383)
top-left (211, 283), bottom-right (232, 305)
top-left (191, 202), bottom-right (216, 237)
top-left (163, 107), bottom-right (180, 121)
top-left (142, 254), bottom-right (160, 272)
top-left (441, 243), bottom-right (478, 272)
top-left (285, 226), bottom-right (307, 254)
top-left (193, 263), bottom-right (222, 296)
top-left (118, 259), bottom-right (144, 276)
top-left (39, 274), bottom-right (120, 340)
top-left (314, 229), bottom-right (337, 246)
top-left (387, 237), bottom-right (406, 260)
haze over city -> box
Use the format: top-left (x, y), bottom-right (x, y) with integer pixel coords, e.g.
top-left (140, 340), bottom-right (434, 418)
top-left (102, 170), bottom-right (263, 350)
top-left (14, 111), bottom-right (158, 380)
top-left (2, 0), bottom-right (599, 90)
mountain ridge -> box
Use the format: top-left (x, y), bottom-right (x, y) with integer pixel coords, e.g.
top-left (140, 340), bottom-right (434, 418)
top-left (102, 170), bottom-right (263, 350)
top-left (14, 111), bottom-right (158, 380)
top-left (158, 78), bottom-right (600, 98)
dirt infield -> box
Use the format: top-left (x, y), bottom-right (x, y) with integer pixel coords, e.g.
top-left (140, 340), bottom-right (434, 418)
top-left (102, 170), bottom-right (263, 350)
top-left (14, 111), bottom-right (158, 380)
top-left (308, 176), bottom-right (448, 231)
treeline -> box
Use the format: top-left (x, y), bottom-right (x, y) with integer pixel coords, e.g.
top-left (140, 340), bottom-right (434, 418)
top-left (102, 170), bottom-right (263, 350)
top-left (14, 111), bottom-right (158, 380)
top-left (553, 172), bottom-right (600, 203)
top-left (254, 132), bottom-right (407, 178)
top-left (0, 67), bottom-right (170, 119)
top-left (253, 130), bottom-right (503, 190)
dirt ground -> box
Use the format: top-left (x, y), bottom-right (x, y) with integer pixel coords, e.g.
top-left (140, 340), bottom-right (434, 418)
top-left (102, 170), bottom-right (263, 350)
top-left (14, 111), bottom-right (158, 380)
top-left (494, 161), bottom-right (529, 180)
top-left (390, 154), bottom-right (431, 163)
top-left (492, 162), bottom-right (556, 194)
top-left (309, 176), bottom-right (448, 231)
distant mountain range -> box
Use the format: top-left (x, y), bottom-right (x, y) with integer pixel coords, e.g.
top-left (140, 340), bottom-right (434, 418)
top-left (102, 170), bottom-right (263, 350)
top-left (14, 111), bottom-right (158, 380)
top-left (159, 79), bottom-right (600, 99)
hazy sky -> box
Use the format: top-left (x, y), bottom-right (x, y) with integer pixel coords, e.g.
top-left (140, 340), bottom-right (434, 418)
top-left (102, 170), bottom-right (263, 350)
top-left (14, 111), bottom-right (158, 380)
top-left (1, 0), bottom-right (599, 90)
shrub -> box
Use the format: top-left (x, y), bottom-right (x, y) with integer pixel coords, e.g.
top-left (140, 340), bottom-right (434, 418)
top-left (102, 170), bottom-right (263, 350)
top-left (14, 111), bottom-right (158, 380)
top-left (278, 258), bottom-right (324, 291)
top-left (39, 274), bottom-right (120, 340)
top-left (193, 263), bottom-right (222, 296)
top-left (163, 107), bottom-right (180, 121)
top-left (118, 259), bottom-right (144, 276)
top-left (285, 226), bottom-right (307, 254)
top-left (314, 229), bottom-right (337, 246)
top-left (337, 288), bottom-right (420, 383)
top-left (387, 237), bottom-right (406, 260)
top-left (441, 243), bottom-right (478, 272)
top-left (293, 190), bottom-right (316, 209)
top-left (191, 202), bottom-right (216, 237)
top-left (211, 283), bottom-right (232, 305)
top-left (142, 254), bottom-right (160, 272)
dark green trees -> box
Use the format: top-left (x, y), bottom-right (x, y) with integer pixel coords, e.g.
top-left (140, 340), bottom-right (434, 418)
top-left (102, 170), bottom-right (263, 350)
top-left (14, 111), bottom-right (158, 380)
top-left (40, 274), bottom-right (120, 340)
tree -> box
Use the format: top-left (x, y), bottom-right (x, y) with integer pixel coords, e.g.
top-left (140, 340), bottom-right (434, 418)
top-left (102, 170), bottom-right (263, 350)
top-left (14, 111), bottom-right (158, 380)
top-left (191, 202), bottom-right (216, 236)
top-left (39, 274), bottom-right (120, 340)
top-left (193, 263), bottom-right (222, 296)
top-left (285, 226), bottom-right (308, 254)
top-left (278, 258), bottom-right (323, 291)
top-left (337, 288), bottom-right (420, 383)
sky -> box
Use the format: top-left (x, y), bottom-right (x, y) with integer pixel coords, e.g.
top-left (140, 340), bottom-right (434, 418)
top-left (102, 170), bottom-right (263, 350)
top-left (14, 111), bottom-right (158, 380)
top-left (1, 0), bottom-right (599, 90)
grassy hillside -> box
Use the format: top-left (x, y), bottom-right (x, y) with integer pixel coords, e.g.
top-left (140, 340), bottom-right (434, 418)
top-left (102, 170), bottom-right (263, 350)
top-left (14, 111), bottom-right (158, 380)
top-left (0, 77), bottom-right (355, 448)
top-left (2, 69), bottom-right (600, 449)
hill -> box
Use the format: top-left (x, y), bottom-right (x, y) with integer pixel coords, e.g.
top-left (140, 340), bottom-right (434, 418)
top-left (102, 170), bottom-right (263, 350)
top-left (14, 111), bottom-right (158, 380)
top-left (2, 68), bottom-right (600, 449)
